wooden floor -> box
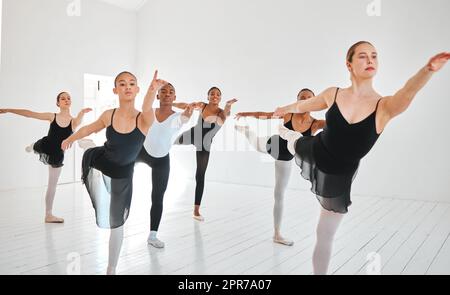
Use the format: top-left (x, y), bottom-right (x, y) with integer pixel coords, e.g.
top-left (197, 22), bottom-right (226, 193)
top-left (0, 174), bottom-right (449, 275)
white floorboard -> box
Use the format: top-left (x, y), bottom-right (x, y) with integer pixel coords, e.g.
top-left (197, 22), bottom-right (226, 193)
top-left (0, 179), bottom-right (449, 275)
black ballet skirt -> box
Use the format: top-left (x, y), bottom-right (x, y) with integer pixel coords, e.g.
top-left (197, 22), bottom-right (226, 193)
top-left (176, 105), bottom-right (221, 152)
top-left (294, 88), bottom-right (382, 213)
top-left (266, 115), bottom-right (315, 162)
top-left (81, 110), bottom-right (145, 229)
top-left (33, 114), bottom-right (73, 168)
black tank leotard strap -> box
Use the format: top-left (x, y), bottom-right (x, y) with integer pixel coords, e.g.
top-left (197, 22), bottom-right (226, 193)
top-left (302, 119), bottom-right (316, 137)
top-left (334, 87), bottom-right (339, 102)
top-left (136, 112), bottom-right (141, 129)
top-left (110, 108), bottom-right (141, 129)
top-left (111, 108), bottom-right (116, 125)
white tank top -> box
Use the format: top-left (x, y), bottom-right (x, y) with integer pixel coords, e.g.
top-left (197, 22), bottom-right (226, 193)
top-left (143, 112), bottom-right (183, 158)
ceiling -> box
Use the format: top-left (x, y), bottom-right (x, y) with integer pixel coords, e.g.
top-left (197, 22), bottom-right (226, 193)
top-left (97, 0), bottom-right (148, 11)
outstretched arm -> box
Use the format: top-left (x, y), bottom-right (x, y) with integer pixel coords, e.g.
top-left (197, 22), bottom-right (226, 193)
top-left (235, 111), bottom-right (281, 120)
top-left (273, 88), bottom-right (333, 116)
top-left (173, 102), bottom-right (189, 110)
top-left (173, 101), bottom-right (205, 110)
top-left (72, 108), bottom-right (93, 130)
top-left (61, 111), bottom-right (109, 151)
top-left (382, 52), bottom-right (450, 119)
top-left (0, 109), bottom-right (54, 122)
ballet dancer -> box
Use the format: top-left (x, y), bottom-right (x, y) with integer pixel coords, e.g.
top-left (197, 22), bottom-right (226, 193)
top-left (173, 87), bottom-right (238, 221)
top-left (235, 89), bottom-right (325, 246)
top-left (274, 42), bottom-right (449, 274)
top-left (136, 83), bottom-right (195, 248)
top-left (61, 70), bottom-right (167, 275)
top-left (0, 92), bottom-right (91, 223)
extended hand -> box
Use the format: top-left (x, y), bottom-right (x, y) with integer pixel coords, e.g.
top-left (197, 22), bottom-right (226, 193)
top-left (61, 139), bottom-right (73, 151)
top-left (226, 98), bottom-right (238, 106)
top-left (149, 70), bottom-right (168, 92)
top-left (184, 103), bottom-right (195, 117)
top-left (235, 112), bottom-right (245, 120)
top-left (192, 102), bottom-right (204, 110)
top-left (427, 52), bottom-right (450, 72)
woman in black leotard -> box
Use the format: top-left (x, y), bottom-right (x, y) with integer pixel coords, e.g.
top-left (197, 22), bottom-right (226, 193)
top-left (274, 42), bottom-right (449, 274)
top-left (62, 70), bottom-right (167, 275)
top-left (173, 87), bottom-right (238, 221)
top-left (0, 92), bottom-right (91, 223)
top-left (234, 89), bottom-right (326, 246)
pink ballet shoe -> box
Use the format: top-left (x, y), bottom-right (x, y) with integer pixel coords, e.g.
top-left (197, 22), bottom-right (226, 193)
top-left (45, 215), bottom-right (64, 224)
top-left (193, 215), bottom-right (205, 222)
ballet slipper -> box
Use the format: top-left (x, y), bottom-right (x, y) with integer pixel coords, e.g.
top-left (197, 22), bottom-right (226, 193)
top-left (148, 238), bottom-right (165, 249)
top-left (25, 143), bottom-right (34, 153)
top-left (45, 215), bottom-right (64, 224)
top-left (193, 215), bottom-right (205, 222)
top-left (273, 236), bottom-right (294, 246)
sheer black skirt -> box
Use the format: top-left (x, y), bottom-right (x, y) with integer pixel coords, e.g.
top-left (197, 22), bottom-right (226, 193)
top-left (294, 136), bottom-right (359, 214)
top-left (82, 147), bottom-right (134, 229)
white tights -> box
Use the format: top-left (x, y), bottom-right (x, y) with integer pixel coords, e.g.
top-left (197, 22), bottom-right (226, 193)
top-left (273, 160), bottom-right (292, 233)
top-left (107, 226), bottom-right (124, 275)
top-left (277, 125), bottom-right (346, 274)
top-left (237, 126), bottom-right (292, 239)
top-left (45, 167), bottom-right (62, 216)
top-left (313, 208), bottom-right (344, 275)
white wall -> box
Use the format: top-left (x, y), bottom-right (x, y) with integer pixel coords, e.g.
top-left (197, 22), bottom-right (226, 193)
top-left (0, 0), bottom-right (3, 65)
top-left (1, 0), bottom-right (449, 202)
top-left (0, 0), bottom-right (136, 190)
top-left (136, 0), bottom-right (450, 201)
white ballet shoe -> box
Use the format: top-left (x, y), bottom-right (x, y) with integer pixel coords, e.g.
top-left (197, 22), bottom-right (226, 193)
top-left (25, 143), bottom-right (34, 153)
top-left (147, 237), bottom-right (165, 249)
top-left (193, 215), bottom-right (205, 222)
top-left (45, 214), bottom-right (64, 224)
top-left (273, 236), bottom-right (294, 246)
top-left (78, 139), bottom-right (96, 150)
